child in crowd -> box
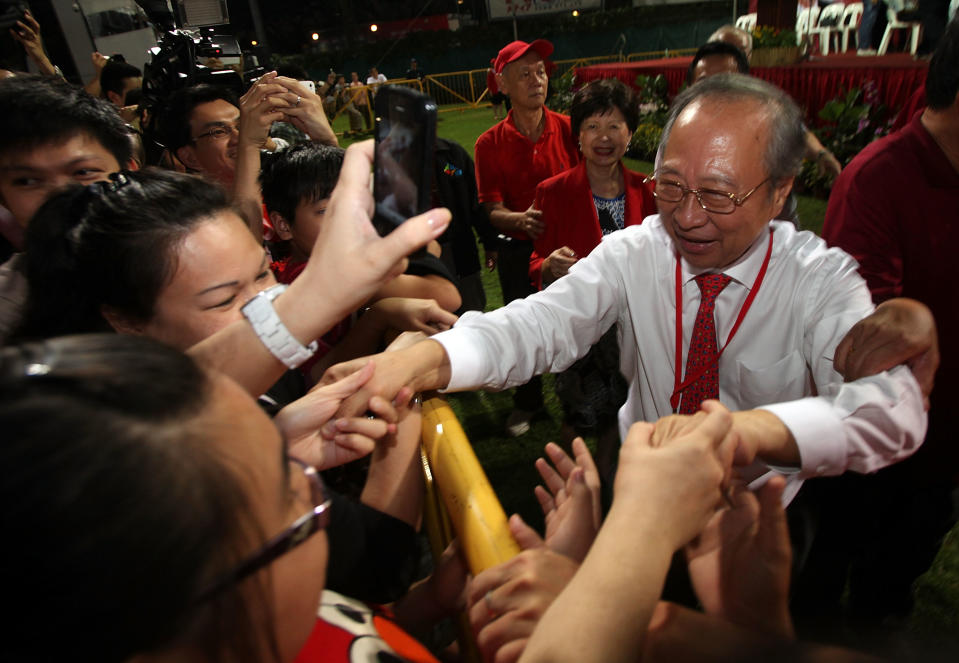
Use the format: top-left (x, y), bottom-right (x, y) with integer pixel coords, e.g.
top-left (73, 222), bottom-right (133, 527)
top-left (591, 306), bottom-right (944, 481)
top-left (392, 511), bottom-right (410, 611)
top-left (260, 144), bottom-right (458, 381)
top-left (261, 143), bottom-right (462, 313)
top-left (263, 143), bottom-right (345, 284)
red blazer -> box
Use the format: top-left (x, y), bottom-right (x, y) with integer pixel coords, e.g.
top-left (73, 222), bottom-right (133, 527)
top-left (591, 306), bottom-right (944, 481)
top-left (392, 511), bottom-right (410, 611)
top-left (530, 161), bottom-right (656, 289)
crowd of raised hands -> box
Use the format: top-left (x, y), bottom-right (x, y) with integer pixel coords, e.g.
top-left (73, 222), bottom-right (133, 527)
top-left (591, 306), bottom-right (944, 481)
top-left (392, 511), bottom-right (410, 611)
top-left (459, 402), bottom-right (797, 663)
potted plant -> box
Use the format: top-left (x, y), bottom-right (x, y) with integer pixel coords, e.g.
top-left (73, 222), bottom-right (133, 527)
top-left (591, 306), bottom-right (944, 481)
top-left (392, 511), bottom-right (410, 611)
top-left (750, 25), bottom-right (802, 67)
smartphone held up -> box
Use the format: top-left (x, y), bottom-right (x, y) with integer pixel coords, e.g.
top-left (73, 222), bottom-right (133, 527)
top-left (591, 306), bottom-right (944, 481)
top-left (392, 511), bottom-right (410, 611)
top-left (372, 85), bottom-right (437, 237)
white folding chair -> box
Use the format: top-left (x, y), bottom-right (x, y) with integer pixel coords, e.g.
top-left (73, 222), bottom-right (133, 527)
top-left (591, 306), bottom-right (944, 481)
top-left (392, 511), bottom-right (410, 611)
top-left (796, 6), bottom-right (823, 45)
top-left (877, 6), bottom-right (922, 55)
top-left (735, 12), bottom-right (758, 32)
top-left (839, 3), bottom-right (865, 52)
top-left (811, 3), bottom-right (847, 55)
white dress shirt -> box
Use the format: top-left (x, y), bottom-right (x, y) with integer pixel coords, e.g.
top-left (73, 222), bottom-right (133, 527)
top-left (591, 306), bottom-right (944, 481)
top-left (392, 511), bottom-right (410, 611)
top-left (435, 215), bottom-right (926, 502)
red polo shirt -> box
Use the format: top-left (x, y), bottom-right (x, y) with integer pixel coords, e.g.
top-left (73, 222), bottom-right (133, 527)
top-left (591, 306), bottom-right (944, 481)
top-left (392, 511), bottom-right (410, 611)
top-left (823, 111), bottom-right (959, 479)
top-left (474, 107), bottom-right (580, 239)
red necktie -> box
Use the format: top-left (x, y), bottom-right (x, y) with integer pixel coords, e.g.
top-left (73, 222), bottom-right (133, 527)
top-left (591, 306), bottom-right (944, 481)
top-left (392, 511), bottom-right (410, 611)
top-left (679, 274), bottom-right (732, 414)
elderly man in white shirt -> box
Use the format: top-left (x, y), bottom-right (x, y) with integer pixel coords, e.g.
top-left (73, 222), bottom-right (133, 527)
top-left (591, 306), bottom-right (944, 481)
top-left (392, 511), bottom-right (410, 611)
top-left (325, 74), bottom-right (929, 499)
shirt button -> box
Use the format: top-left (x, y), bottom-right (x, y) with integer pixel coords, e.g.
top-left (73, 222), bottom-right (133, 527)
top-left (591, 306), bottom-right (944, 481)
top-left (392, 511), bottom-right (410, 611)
top-left (816, 465), bottom-right (827, 475)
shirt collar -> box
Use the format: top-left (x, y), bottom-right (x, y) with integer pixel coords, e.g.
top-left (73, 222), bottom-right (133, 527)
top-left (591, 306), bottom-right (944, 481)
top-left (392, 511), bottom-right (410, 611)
top-left (504, 108), bottom-right (553, 140)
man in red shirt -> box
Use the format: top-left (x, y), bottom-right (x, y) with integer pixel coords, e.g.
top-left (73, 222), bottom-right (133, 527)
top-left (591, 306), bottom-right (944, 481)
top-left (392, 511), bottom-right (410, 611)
top-left (802, 18), bottom-right (959, 636)
top-left (474, 39), bottom-right (580, 435)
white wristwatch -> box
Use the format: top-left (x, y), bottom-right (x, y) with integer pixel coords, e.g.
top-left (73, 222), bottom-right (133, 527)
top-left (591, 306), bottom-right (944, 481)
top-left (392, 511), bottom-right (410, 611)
top-left (241, 285), bottom-right (318, 369)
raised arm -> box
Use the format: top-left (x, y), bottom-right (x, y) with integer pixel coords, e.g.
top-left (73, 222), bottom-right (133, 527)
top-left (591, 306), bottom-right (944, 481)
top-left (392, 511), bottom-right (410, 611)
top-left (233, 72), bottom-right (286, 241)
top-left (187, 141), bottom-right (451, 395)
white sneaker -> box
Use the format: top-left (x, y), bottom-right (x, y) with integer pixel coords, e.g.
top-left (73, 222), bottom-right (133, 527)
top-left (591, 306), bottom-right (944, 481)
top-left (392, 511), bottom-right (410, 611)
top-left (505, 409), bottom-right (534, 437)
top-left (857, 48), bottom-right (877, 55)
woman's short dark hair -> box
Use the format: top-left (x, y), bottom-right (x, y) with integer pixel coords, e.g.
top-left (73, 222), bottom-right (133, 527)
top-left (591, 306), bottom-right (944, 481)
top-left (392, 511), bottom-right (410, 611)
top-left (0, 334), bottom-right (269, 662)
top-left (19, 169), bottom-right (234, 340)
top-left (260, 143), bottom-right (345, 223)
top-left (570, 78), bottom-right (640, 136)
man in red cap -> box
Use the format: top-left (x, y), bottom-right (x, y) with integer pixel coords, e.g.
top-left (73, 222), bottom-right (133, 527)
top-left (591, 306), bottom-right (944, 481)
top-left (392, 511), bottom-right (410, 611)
top-left (475, 39), bottom-right (580, 436)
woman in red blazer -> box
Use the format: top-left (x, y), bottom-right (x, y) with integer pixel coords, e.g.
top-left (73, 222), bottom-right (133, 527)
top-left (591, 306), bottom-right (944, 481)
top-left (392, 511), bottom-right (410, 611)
top-left (529, 79), bottom-right (656, 290)
top-left (529, 78), bottom-right (656, 464)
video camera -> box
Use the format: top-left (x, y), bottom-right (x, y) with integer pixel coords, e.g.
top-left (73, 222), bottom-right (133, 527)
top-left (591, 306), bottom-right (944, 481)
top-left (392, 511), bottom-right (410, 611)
top-left (140, 26), bottom-right (266, 164)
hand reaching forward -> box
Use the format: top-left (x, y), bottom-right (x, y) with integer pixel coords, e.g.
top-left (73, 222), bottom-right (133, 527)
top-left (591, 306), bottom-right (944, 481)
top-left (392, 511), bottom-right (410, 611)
top-left (534, 439), bottom-right (602, 562)
top-left (613, 401), bottom-right (737, 552)
top-left (372, 297), bottom-right (458, 335)
top-left (834, 297), bottom-right (938, 409)
top-left (686, 476), bottom-right (795, 641)
top-left (467, 515), bottom-right (580, 663)
top-left (273, 361), bottom-right (397, 469)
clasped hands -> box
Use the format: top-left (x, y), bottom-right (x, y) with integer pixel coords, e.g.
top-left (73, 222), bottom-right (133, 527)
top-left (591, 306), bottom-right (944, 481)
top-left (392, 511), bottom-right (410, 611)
top-left (238, 71), bottom-right (337, 148)
top-left (465, 401), bottom-right (794, 663)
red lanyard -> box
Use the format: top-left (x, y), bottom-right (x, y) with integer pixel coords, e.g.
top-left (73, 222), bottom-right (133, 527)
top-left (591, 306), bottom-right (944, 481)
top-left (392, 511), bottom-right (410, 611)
top-left (670, 230), bottom-right (775, 413)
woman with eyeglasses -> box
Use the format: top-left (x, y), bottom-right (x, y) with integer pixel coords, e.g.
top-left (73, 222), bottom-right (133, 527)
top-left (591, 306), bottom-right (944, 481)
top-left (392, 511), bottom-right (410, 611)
top-left (527, 78), bottom-right (656, 473)
top-left (0, 334), bottom-right (461, 663)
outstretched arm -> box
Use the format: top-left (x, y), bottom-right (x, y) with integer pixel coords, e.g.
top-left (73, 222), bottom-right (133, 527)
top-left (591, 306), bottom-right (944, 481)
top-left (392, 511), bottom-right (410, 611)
top-left (233, 71), bottom-right (286, 241)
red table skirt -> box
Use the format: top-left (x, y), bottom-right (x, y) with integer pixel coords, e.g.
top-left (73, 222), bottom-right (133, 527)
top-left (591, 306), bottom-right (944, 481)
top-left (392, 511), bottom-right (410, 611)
top-left (576, 53), bottom-right (927, 124)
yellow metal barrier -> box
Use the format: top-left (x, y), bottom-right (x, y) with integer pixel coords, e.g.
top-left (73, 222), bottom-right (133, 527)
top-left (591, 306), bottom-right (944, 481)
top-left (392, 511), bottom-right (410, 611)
top-left (552, 54), bottom-right (623, 78)
top-left (420, 395), bottom-right (516, 663)
top-left (625, 47), bottom-right (697, 62)
top-left (324, 49), bottom-right (696, 127)
top-left (420, 395), bottom-right (521, 574)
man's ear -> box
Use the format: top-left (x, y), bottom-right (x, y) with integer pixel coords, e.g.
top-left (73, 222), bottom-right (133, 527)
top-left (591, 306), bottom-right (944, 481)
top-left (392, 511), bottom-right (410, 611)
top-left (100, 305), bottom-right (146, 336)
top-left (770, 176), bottom-right (794, 219)
top-left (106, 90), bottom-right (123, 107)
top-left (175, 144), bottom-right (201, 171)
top-left (269, 210), bottom-right (294, 241)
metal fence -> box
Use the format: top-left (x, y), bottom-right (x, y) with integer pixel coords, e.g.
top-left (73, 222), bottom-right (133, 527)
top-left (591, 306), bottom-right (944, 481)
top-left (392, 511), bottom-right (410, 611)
top-left (324, 48), bottom-right (696, 123)
top-left (375, 49), bottom-right (695, 112)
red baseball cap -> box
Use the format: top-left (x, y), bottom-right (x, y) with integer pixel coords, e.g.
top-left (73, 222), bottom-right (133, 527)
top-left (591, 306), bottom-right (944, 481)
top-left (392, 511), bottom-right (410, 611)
top-left (493, 39), bottom-right (554, 74)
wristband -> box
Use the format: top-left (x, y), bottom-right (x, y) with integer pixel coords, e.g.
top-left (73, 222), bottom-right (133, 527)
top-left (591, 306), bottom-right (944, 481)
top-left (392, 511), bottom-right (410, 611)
top-left (241, 284), bottom-right (318, 369)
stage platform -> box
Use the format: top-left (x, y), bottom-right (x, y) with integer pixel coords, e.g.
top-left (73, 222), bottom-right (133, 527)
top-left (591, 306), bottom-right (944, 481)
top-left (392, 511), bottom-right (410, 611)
top-left (576, 53), bottom-right (927, 123)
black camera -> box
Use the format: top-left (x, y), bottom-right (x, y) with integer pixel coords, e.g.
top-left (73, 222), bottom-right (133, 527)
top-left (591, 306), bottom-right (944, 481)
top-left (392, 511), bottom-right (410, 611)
top-left (0, 1), bottom-right (28, 33)
top-left (139, 28), bottom-right (266, 164)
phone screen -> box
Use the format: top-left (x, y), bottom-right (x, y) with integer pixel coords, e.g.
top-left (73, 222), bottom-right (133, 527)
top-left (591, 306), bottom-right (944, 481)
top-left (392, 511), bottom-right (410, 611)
top-left (373, 87), bottom-right (436, 235)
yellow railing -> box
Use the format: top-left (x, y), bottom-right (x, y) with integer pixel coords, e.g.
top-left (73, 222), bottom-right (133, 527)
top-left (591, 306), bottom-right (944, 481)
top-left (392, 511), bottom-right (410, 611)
top-left (420, 394), bottom-right (518, 663)
top-left (325, 49), bottom-right (697, 131)
top-left (625, 47), bottom-right (697, 62)
top-left (552, 54), bottom-right (623, 77)
top-left (420, 395), bottom-right (521, 573)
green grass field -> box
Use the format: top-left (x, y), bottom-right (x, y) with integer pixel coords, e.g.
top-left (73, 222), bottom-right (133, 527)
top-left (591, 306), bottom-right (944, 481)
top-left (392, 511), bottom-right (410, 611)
top-left (345, 106), bottom-right (959, 651)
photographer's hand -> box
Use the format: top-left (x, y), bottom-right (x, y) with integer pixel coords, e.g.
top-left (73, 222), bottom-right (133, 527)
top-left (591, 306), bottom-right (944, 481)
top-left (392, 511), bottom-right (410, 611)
top-left (269, 76), bottom-right (338, 146)
top-left (238, 71), bottom-right (286, 150)
top-left (11, 11), bottom-right (56, 77)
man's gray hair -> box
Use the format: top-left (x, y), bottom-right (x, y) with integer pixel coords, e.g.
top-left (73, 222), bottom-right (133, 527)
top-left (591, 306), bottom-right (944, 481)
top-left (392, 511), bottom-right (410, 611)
top-left (657, 73), bottom-right (806, 183)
